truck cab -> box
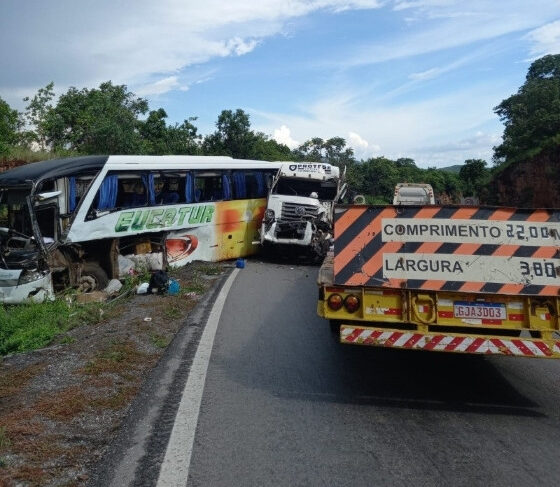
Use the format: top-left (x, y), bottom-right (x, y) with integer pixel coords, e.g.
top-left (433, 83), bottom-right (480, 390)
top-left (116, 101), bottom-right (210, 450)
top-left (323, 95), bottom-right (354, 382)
top-left (260, 162), bottom-right (346, 260)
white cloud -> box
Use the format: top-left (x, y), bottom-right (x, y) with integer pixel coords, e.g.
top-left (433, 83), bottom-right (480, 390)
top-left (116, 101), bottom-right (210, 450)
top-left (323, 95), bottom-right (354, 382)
top-left (135, 76), bottom-right (183, 96)
top-left (525, 20), bottom-right (560, 58)
top-left (273, 125), bottom-right (299, 149)
top-left (348, 131), bottom-right (377, 158)
top-left (348, 131), bottom-right (369, 149)
top-left (0, 0), bottom-right (386, 107)
top-left (409, 67), bottom-right (442, 81)
top-left (255, 79), bottom-right (504, 166)
top-left (406, 50), bottom-right (487, 83)
top-left (343, 1), bottom-right (560, 67)
top-left (226, 37), bottom-right (260, 56)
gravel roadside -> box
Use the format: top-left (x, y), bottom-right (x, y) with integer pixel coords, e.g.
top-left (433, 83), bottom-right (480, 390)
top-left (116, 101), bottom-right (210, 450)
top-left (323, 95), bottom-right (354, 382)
top-left (0, 261), bottom-right (230, 487)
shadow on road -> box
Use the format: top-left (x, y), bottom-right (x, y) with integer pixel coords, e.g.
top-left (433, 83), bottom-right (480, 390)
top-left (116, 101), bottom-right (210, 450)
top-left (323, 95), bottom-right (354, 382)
top-left (223, 262), bottom-right (542, 418)
top-left (286, 345), bottom-right (542, 417)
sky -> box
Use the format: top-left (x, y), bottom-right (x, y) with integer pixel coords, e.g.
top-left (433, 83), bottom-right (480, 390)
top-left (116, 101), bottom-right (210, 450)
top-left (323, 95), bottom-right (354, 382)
top-left (1, 0), bottom-right (559, 167)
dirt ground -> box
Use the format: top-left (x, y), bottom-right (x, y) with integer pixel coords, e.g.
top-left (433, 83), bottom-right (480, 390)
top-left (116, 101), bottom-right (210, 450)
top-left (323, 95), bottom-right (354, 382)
top-left (0, 261), bottom-right (230, 487)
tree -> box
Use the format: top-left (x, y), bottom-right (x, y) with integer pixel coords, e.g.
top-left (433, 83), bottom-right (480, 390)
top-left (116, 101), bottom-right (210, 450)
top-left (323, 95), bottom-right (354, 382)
top-left (138, 110), bottom-right (201, 155)
top-left (394, 157), bottom-right (422, 183)
top-left (294, 137), bottom-right (355, 167)
top-left (43, 81), bottom-right (148, 154)
top-left (139, 108), bottom-right (168, 154)
top-left (493, 54), bottom-right (560, 165)
top-left (22, 82), bottom-right (55, 150)
top-left (459, 159), bottom-right (488, 196)
top-left (0, 97), bottom-right (20, 157)
top-left (354, 157), bottom-right (400, 202)
top-left (203, 109), bottom-right (256, 158)
top-left (165, 118), bottom-right (201, 155)
top-left (251, 132), bottom-right (293, 161)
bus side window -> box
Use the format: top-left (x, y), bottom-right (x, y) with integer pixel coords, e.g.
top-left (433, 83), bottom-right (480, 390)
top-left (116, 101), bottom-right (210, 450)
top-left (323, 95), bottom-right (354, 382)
top-left (244, 171), bottom-right (266, 198)
top-left (118, 178), bottom-right (147, 208)
top-left (154, 172), bottom-right (183, 205)
top-left (232, 171), bottom-right (247, 199)
top-left (195, 173), bottom-right (227, 202)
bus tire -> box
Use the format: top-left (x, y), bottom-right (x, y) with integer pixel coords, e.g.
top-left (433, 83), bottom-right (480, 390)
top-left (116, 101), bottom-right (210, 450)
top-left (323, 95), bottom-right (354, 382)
top-left (80, 262), bottom-right (109, 292)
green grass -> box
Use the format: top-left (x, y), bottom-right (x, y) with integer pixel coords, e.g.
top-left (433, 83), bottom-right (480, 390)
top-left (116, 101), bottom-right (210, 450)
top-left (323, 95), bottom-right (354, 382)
top-left (150, 333), bottom-right (170, 348)
top-left (181, 277), bottom-right (206, 295)
top-left (197, 264), bottom-right (223, 276)
top-left (0, 299), bottom-right (103, 356)
top-left (163, 306), bottom-right (182, 320)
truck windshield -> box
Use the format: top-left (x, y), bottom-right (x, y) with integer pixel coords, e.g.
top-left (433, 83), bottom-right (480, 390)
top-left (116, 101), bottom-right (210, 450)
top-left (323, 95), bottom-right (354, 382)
top-left (273, 178), bottom-right (338, 200)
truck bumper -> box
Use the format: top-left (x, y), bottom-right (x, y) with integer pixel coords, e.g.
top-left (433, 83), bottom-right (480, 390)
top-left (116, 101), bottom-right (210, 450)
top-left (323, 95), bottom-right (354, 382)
top-left (261, 221), bottom-right (313, 246)
top-left (337, 324), bottom-right (560, 358)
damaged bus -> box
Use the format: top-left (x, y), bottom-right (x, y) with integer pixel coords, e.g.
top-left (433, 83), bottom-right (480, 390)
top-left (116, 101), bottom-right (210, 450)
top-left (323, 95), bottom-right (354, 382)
top-left (0, 155), bottom-right (280, 303)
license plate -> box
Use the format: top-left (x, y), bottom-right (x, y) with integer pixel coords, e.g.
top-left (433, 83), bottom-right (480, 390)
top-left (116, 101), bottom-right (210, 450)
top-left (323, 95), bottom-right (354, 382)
top-left (453, 301), bottom-right (506, 320)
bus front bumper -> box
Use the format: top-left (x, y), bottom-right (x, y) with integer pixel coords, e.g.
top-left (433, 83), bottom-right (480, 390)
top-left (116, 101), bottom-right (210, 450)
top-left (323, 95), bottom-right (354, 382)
top-left (0, 272), bottom-right (55, 304)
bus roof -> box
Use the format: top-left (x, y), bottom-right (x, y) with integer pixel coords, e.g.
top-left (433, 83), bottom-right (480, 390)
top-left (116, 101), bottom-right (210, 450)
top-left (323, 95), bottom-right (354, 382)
top-left (0, 155), bottom-right (283, 187)
top-left (0, 156), bottom-right (108, 186)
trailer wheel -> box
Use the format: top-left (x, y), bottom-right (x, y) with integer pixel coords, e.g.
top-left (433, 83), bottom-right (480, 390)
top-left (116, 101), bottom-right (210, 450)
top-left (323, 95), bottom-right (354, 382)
top-left (79, 263), bottom-right (109, 292)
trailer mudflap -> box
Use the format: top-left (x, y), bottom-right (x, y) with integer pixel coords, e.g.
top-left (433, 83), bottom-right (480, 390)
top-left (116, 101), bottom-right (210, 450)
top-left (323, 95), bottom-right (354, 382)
top-left (339, 324), bottom-right (560, 358)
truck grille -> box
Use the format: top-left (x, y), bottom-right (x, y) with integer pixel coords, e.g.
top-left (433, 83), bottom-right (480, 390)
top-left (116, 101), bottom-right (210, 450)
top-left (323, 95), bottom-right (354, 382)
top-left (281, 202), bottom-right (318, 221)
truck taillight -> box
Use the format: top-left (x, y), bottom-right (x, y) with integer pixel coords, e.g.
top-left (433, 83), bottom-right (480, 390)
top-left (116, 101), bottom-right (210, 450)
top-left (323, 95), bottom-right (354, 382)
top-left (327, 293), bottom-right (343, 311)
top-left (344, 294), bottom-right (360, 313)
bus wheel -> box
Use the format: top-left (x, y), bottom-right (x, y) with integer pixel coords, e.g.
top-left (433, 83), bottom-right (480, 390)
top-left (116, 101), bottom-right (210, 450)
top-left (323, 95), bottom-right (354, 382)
top-left (79, 263), bottom-right (109, 292)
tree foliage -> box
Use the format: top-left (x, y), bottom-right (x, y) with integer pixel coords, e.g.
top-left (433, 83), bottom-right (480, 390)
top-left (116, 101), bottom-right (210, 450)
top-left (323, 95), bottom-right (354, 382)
top-left (22, 82), bottom-right (55, 150)
top-left (0, 96), bottom-right (20, 157)
top-left (493, 54), bottom-right (560, 165)
top-left (203, 109), bottom-right (292, 161)
top-left (459, 159), bottom-right (489, 196)
top-left (43, 81), bottom-right (149, 153)
top-left (203, 109), bottom-right (255, 158)
top-left (294, 137), bottom-right (355, 167)
top-left (1, 80), bottom-right (483, 203)
top-left (138, 109), bottom-right (200, 155)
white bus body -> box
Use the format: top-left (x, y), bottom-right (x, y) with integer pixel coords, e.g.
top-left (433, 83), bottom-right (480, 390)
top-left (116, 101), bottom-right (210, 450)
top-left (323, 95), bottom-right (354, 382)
top-left (0, 155), bottom-right (280, 303)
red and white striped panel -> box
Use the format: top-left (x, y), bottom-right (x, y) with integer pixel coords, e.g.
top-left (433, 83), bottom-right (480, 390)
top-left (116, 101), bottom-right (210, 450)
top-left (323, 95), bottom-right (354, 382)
top-left (340, 326), bottom-right (560, 358)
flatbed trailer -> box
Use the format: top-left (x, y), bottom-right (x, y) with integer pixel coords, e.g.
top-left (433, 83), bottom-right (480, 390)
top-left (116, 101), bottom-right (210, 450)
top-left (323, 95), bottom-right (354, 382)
top-left (317, 205), bottom-right (560, 358)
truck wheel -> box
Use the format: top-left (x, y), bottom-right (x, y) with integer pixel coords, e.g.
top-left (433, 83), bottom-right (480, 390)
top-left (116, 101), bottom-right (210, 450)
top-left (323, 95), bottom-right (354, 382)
top-left (79, 263), bottom-right (109, 292)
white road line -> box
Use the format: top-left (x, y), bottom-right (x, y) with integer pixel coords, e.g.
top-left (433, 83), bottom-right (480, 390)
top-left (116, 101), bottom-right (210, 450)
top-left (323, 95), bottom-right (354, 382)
top-left (156, 268), bottom-right (239, 487)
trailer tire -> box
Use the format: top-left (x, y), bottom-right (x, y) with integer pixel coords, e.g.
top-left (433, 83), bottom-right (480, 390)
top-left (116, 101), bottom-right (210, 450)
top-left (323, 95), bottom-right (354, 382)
top-left (79, 263), bottom-right (109, 292)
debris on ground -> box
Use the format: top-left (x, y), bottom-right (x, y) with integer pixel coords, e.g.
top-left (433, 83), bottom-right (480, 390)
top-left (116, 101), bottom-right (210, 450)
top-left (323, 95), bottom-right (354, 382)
top-left (0, 261), bottom-right (227, 487)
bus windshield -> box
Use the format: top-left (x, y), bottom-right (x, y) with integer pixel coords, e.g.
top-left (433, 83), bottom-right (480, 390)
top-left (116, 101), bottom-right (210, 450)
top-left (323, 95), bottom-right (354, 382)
top-left (0, 189), bottom-right (34, 238)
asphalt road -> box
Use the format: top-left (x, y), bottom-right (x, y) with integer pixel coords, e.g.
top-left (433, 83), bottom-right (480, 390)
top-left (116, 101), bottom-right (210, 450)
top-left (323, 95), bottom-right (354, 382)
top-left (92, 260), bottom-right (560, 487)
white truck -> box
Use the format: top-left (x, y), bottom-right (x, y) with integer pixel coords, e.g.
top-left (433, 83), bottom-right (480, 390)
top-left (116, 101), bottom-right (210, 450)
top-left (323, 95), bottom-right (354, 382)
top-left (393, 183), bottom-right (435, 205)
top-left (260, 162), bottom-right (346, 260)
